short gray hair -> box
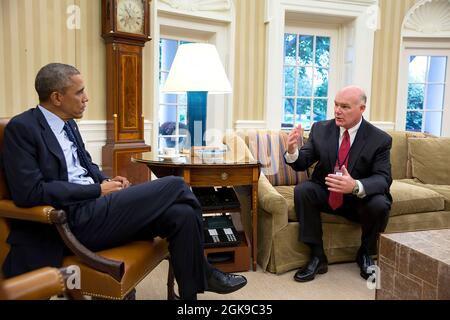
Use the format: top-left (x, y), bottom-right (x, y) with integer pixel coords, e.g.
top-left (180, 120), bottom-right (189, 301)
top-left (35, 63), bottom-right (80, 102)
top-left (360, 92), bottom-right (367, 105)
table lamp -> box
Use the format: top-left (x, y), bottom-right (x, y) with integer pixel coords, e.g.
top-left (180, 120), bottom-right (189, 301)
top-left (161, 43), bottom-right (232, 147)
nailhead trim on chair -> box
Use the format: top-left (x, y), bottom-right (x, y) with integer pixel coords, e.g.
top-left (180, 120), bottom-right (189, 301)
top-left (82, 264), bottom-right (163, 299)
top-left (44, 208), bottom-right (52, 224)
top-left (80, 275), bottom-right (133, 300)
top-left (56, 271), bottom-right (66, 293)
top-left (82, 291), bottom-right (121, 300)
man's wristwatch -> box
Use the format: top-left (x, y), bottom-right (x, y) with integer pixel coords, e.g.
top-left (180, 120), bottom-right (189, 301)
top-left (352, 182), bottom-right (360, 195)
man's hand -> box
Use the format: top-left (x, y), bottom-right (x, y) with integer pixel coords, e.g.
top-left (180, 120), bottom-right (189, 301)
top-left (287, 124), bottom-right (303, 154)
top-left (325, 165), bottom-right (356, 194)
top-left (111, 176), bottom-right (131, 189)
top-left (100, 180), bottom-right (123, 196)
top-left (100, 176), bottom-right (131, 196)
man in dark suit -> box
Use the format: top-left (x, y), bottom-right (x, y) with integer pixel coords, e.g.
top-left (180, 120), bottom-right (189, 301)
top-left (285, 85), bottom-right (392, 282)
top-left (1, 63), bottom-right (247, 300)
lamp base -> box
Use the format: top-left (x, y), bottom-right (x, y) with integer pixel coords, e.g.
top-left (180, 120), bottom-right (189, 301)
top-left (187, 91), bottom-right (207, 147)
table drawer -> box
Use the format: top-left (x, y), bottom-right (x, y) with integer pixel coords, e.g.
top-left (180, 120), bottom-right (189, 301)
top-left (189, 167), bottom-right (253, 186)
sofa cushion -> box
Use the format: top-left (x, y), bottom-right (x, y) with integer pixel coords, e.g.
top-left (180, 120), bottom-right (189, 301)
top-left (399, 179), bottom-right (450, 211)
top-left (390, 180), bottom-right (445, 216)
top-left (320, 212), bottom-right (356, 224)
top-left (275, 180), bottom-right (445, 223)
top-left (275, 184), bottom-right (360, 224)
top-left (386, 131), bottom-right (429, 180)
top-left (408, 137), bottom-right (450, 185)
top-left (247, 130), bottom-right (307, 186)
top-left (274, 185), bottom-right (296, 221)
top-left (387, 131), bottom-right (408, 180)
top-left (223, 132), bottom-right (255, 162)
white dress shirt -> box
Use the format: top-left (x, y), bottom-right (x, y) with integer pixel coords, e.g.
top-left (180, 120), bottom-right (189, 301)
top-left (38, 106), bottom-right (94, 185)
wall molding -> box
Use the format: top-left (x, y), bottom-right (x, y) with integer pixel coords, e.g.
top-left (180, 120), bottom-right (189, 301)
top-left (77, 120), bottom-right (153, 169)
top-left (159, 0), bottom-right (231, 12)
top-left (158, 0), bottom-right (233, 22)
top-left (316, 0), bottom-right (377, 5)
top-left (370, 121), bottom-right (395, 131)
top-left (233, 120), bottom-right (267, 131)
top-left (403, 0), bottom-right (450, 37)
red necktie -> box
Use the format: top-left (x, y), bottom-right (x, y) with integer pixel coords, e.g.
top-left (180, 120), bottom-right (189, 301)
top-left (328, 130), bottom-right (350, 210)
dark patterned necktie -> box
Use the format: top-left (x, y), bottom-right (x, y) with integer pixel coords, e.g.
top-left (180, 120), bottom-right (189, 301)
top-left (328, 130), bottom-right (350, 210)
top-left (63, 122), bottom-right (93, 179)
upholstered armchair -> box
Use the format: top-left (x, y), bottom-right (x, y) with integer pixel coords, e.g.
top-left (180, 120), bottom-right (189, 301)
top-left (0, 118), bottom-right (175, 300)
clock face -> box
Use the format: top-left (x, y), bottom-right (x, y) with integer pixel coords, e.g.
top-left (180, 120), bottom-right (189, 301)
top-left (117, 0), bottom-right (145, 34)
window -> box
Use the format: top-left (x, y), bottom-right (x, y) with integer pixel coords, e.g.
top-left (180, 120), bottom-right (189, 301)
top-left (158, 38), bottom-right (192, 150)
top-left (405, 55), bottom-right (448, 135)
top-left (265, 2), bottom-right (376, 131)
top-left (282, 30), bottom-right (334, 130)
top-left (154, 11), bottom-right (232, 151)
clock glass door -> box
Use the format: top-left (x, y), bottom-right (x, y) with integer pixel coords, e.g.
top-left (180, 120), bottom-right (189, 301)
top-left (117, 0), bottom-right (145, 34)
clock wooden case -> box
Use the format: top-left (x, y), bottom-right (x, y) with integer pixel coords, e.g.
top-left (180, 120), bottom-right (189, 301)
top-left (101, 0), bottom-right (151, 184)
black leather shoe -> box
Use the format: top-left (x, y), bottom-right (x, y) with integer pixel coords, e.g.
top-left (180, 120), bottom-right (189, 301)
top-left (356, 252), bottom-right (376, 280)
top-left (294, 256), bottom-right (328, 282)
top-left (206, 269), bottom-right (247, 294)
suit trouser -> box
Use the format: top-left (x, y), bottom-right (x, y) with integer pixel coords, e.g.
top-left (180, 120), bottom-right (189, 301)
top-left (68, 176), bottom-right (206, 299)
top-left (294, 180), bottom-right (391, 255)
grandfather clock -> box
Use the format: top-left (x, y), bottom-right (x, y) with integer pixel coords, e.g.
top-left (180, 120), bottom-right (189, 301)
top-left (101, 0), bottom-right (151, 184)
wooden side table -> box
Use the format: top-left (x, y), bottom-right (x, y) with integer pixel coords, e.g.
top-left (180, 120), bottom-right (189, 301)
top-left (132, 152), bottom-right (260, 271)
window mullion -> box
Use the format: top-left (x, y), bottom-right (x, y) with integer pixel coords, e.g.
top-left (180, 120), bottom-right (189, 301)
top-left (311, 36), bottom-right (316, 128)
top-left (294, 34), bottom-right (300, 128)
top-left (422, 57), bottom-right (431, 133)
top-left (175, 100), bottom-right (180, 150)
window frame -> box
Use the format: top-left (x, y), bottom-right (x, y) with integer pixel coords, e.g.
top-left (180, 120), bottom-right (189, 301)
top-left (396, 39), bottom-right (450, 137)
top-left (152, 10), bottom-right (234, 153)
top-left (158, 37), bottom-right (197, 151)
top-left (283, 25), bottom-right (339, 130)
top-left (264, 0), bottom-right (377, 131)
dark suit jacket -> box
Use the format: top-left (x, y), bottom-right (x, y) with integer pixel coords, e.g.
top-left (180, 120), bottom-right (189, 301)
top-left (2, 107), bottom-right (107, 277)
top-left (287, 118), bottom-right (393, 201)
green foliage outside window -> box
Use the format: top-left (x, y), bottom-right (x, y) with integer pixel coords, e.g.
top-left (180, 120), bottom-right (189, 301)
top-left (406, 84), bottom-right (424, 132)
top-left (283, 33), bottom-right (330, 129)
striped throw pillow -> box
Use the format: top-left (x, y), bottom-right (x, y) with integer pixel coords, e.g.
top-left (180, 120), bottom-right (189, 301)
top-left (247, 130), bottom-right (307, 186)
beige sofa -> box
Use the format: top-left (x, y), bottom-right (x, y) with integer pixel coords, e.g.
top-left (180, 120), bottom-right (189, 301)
top-left (225, 130), bottom-right (450, 274)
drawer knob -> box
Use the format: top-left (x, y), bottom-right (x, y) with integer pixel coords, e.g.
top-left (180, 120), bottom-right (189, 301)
top-left (221, 172), bottom-right (229, 180)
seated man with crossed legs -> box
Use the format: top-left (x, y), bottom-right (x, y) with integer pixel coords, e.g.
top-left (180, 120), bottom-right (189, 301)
top-left (2, 63), bottom-right (247, 300)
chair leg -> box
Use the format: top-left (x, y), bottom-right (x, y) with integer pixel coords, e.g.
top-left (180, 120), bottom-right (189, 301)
top-left (65, 289), bottom-right (86, 300)
top-left (166, 257), bottom-right (179, 300)
top-left (124, 288), bottom-right (136, 300)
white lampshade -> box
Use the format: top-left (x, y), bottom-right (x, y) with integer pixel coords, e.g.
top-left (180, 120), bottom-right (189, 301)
top-left (161, 43), bottom-right (232, 94)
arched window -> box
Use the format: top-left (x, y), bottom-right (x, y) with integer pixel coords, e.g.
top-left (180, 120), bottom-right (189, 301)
top-left (396, 0), bottom-right (450, 137)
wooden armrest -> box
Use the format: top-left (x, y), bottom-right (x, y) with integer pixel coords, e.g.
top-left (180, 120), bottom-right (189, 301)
top-left (49, 210), bottom-right (124, 282)
top-left (0, 200), bottom-right (53, 224)
top-left (1, 267), bottom-right (65, 300)
top-left (0, 200), bottom-right (124, 282)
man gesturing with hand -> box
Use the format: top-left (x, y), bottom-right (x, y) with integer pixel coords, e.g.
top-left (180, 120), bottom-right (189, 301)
top-left (284, 86), bottom-right (392, 282)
